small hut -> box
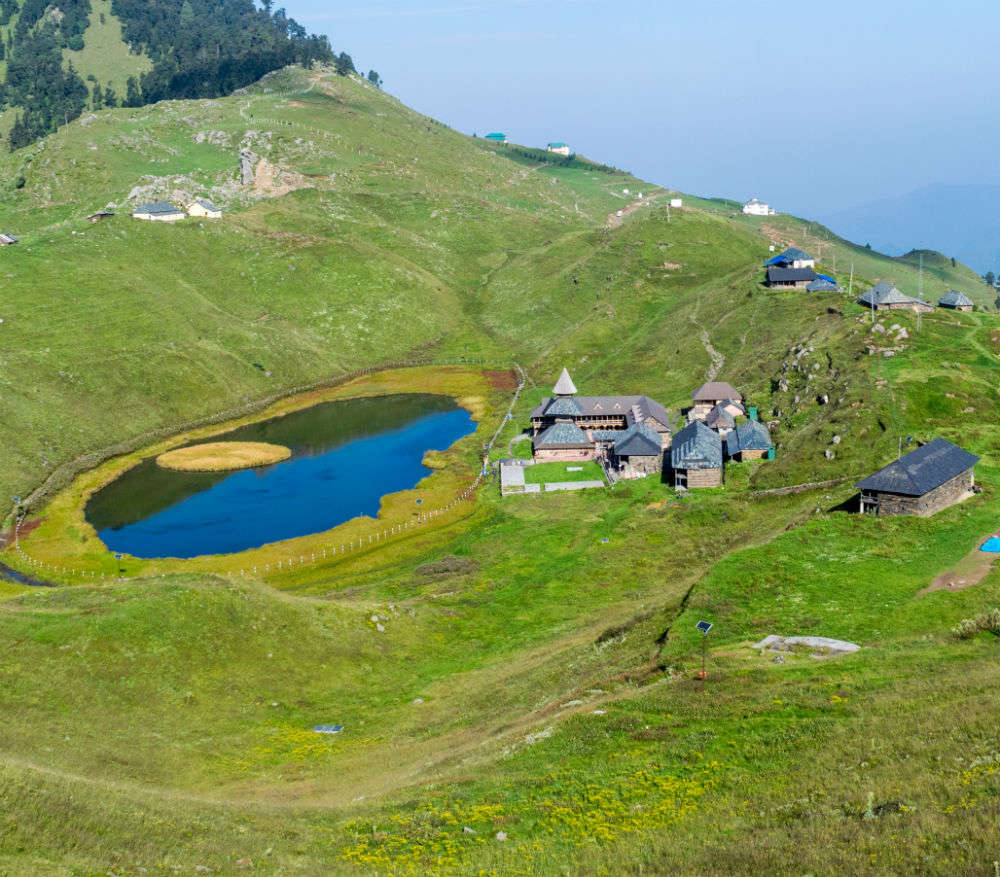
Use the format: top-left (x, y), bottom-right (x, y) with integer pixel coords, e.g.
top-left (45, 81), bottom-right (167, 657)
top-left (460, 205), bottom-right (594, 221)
top-left (671, 420), bottom-right (723, 489)
top-left (726, 420), bottom-right (773, 461)
top-left (690, 382), bottom-right (743, 421)
top-left (938, 289), bottom-right (973, 311)
top-left (611, 423), bottom-right (663, 477)
top-left (858, 281), bottom-right (934, 313)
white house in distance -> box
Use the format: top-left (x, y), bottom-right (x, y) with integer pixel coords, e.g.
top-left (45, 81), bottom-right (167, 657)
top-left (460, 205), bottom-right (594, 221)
top-left (547, 141), bottom-right (571, 156)
top-left (742, 197), bottom-right (776, 216)
top-left (670, 198), bottom-right (683, 208)
top-left (133, 202), bottom-right (186, 222)
top-left (187, 198), bottom-right (222, 219)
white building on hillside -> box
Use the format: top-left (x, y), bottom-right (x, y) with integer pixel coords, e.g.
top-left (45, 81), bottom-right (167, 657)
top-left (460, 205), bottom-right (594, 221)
top-left (742, 197), bottom-right (776, 216)
top-left (546, 141), bottom-right (571, 156)
top-left (187, 199), bottom-right (223, 219)
top-left (133, 202), bottom-right (186, 222)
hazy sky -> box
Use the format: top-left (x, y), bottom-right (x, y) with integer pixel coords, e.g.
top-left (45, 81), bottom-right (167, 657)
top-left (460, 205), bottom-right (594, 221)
top-left (290, 0), bottom-right (1000, 215)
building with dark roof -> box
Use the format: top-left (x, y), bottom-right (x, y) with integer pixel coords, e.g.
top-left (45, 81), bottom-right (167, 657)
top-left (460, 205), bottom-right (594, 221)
top-left (764, 247), bottom-right (815, 269)
top-left (766, 266), bottom-right (819, 289)
top-left (856, 438), bottom-right (979, 516)
top-left (133, 201), bottom-right (186, 222)
top-left (0, 231), bottom-right (19, 246)
top-left (690, 382), bottom-right (743, 420)
top-left (726, 420), bottom-right (773, 461)
top-left (938, 289), bottom-right (974, 311)
top-left (670, 420), bottom-right (723, 489)
top-left (529, 369), bottom-right (672, 473)
top-left (806, 277), bottom-right (840, 292)
top-left (704, 403), bottom-right (736, 436)
top-left (611, 422), bottom-right (664, 477)
top-left (858, 281), bottom-right (934, 313)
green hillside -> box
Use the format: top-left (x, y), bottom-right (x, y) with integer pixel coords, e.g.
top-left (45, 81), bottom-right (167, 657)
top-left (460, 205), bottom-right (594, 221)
top-left (2, 64), bottom-right (1000, 876)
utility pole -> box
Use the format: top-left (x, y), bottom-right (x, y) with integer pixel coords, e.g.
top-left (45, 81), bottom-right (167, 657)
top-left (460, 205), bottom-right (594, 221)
top-left (848, 262), bottom-right (854, 299)
top-left (917, 253), bottom-right (923, 332)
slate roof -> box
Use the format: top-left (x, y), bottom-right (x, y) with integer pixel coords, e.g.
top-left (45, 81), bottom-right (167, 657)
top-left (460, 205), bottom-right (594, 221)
top-left (544, 395), bottom-right (583, 416)
top-left (858, 281), bottom-right (930, 308)
top-left (192, 198), bottom-right (221, 211)
top-left (671, 420), bottom-right (723, 470)
top-left (533, 422), bottom-right (591, 449)
top-left (552, 367), bottom-right (578, 396)
top-left (532, 395), bottom-right (672, 432)
top-left (727, 420), bottom-right (772, 455)
top-left (134, 201), bottom-right (183, 215)
top-left (856, 438), bottom-right (979, 497)
top-left (806, 278), bottom-right (840, 292)
top-left (614, 422), bottom-right (662, 457)
top-left (0, 232), bottom-right (18, 243)
top-left (704, 403), bottom-right (735, 431)
top-left (766, 266), bottom-right (819, 284)
top-left (939, 289), bottom-right (973, 308)
top-left (692, 381), bottom-right (742, 403)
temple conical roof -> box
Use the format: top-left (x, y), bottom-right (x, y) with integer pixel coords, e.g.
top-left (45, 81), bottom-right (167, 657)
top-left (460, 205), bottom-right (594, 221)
top-left (552, 367), bottom-right (578, 396)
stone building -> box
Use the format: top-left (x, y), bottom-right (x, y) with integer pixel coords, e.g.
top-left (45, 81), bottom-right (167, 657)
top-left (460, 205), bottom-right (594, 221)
top-left (609, 422), bottom-right (664, 477)
top-left (670, 420), bottom-right (723, 489)
top-left (938, 289), bottom-right (974, 311)
top-left (726, 419), bottom-right (773, 461)
top-left (856, 438), bottom-right (979, 516)
top-left (858, 281), bottom-right (934, 313)
top-left (689, 381), bottom-right (743, 421)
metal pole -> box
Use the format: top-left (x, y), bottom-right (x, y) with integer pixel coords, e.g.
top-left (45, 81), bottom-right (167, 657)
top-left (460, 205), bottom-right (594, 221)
top-left (702, 633), bottom-right (707, 684)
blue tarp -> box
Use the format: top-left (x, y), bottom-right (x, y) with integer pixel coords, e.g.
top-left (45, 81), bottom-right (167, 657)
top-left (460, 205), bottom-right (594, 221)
top-left (313, 724), bottom-right (344, 734)
top-left (763, 255), bottom-right (782, 265)
top-left (980, 537), bottom-right (1000, 553)
top-left (817, 273), bottom-right (837, 283)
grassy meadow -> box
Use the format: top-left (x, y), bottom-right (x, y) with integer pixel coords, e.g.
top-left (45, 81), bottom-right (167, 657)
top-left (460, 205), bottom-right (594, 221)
top-left (1, 64), bottom-right (1000, 875)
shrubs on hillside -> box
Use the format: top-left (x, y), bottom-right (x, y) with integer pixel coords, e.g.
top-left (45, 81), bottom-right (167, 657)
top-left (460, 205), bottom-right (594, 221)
top-left (952, 608), bottom-right (1000, 639)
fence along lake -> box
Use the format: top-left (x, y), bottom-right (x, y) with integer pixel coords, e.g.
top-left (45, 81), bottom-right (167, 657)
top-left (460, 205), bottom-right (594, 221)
top-left (86, 394), bottom-right (476, 558)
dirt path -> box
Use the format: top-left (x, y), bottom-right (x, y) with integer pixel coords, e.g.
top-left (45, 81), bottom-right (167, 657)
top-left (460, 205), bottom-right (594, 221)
top-left (918, 531), bottom-right (1000, 596)
top-left (605, 189), bottom-right (662, 229)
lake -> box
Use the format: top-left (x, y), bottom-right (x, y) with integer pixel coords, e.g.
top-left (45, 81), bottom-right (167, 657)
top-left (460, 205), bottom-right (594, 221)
top-left (86, 393), bottom-right (476, 558)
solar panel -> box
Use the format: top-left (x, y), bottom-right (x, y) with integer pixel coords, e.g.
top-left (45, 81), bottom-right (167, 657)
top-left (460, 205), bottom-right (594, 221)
top-left (696, 620), bottom-right (712, 633)
top-left (313, 724), bottom-right (344, 734)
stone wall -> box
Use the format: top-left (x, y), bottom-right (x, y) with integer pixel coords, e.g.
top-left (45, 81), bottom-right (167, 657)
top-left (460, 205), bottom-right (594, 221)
top-left (533, 448), bottom-right (593, 462)
top-left (676, 467), bottom-right (722, 489)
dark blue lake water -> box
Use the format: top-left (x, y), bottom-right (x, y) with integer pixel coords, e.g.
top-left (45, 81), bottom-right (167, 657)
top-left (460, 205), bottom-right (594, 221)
top-left (86, 394), bottom-right (476, 559)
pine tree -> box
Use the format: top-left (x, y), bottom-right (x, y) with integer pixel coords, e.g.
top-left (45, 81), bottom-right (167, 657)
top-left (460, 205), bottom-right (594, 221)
top-left (92, 82), bottom-right (103, 109)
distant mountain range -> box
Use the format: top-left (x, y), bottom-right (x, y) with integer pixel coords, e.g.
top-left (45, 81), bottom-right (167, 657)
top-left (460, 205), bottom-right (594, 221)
top-left (819, 183), bottom-right (1000, 276)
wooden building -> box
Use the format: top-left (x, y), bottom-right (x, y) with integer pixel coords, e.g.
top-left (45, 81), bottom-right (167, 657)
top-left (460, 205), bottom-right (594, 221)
top-left (670, 420), bottom-right (723, 489)
top-left (938, 289), bottom-right (974, 311)
top-left (529, 368), bottom-right (672, 473)
top-left (856, 438), bottom-right (979, 517)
